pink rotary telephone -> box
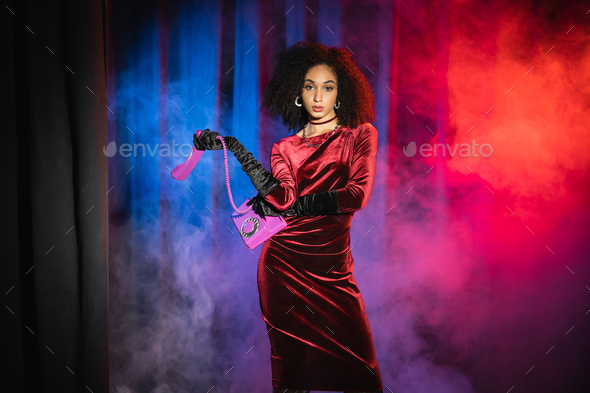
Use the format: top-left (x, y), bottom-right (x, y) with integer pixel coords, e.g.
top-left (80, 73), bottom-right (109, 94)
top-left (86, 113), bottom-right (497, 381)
top-left (171, 130), bottom-right (287, 249)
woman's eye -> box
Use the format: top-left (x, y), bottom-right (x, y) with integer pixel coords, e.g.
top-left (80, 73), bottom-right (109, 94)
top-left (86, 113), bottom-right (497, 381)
top-left (305, 86), bottom-right (333, 91)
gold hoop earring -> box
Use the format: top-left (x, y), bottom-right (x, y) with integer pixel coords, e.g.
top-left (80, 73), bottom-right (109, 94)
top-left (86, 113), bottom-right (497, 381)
top-left (295, 96), bottom-right (302, 107)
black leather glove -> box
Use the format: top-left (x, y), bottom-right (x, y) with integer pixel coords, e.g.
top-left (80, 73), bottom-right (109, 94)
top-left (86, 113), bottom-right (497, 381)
top-left (219, 136), bottom-right (281, 199)
top-left (291, 189), bottom-right (340, 216)
top-left (193, 129), bottom-right (224, 150)
top-left (246, 194), bottom-right (296, 219)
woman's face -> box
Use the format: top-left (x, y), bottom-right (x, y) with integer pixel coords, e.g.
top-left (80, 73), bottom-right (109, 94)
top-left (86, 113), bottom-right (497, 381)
top-left (301, 64), bottom-right (338, 121)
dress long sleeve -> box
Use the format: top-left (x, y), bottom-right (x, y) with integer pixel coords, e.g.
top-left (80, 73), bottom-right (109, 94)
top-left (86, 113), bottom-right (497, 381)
top-left (263, 142), bottom-right (298, 210)
top-left (335, 125), bottom-right (378, 213)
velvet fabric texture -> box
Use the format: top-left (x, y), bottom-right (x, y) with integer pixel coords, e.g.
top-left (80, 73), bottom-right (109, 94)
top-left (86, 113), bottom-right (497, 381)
top-left (258, 123), bottom-right (382, 391)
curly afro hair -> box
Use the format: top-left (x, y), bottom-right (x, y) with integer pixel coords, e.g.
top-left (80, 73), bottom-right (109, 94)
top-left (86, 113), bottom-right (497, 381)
top-left (260, 41), bottom-right (375, 134)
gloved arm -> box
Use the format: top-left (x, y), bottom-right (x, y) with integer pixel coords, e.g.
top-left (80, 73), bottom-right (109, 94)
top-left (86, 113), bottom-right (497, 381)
top-left (194, 130), bottom-right (282, 198)
top-left (244, 141), bottom-right (299, 218)
top-left (291, 124), bottom-right (378, 216)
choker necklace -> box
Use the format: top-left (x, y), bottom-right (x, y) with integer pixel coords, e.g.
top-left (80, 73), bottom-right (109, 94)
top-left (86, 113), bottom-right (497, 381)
top-left (303, 123), bottom-right (341, 148)
top-left (308, 114), bottom-right (337, 125)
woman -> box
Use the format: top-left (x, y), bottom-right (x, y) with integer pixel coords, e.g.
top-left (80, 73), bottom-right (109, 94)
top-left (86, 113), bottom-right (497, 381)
top-left (194, 41), bottom-right (383, 393)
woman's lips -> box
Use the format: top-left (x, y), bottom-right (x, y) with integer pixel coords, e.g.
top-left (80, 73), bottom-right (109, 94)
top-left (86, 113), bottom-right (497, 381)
top-left (312, 106), bottom-right (323, 112)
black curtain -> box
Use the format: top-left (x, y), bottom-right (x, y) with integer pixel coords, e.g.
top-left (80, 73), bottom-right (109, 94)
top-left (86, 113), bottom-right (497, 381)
top-left (2, 0), bottom-right (109, 391)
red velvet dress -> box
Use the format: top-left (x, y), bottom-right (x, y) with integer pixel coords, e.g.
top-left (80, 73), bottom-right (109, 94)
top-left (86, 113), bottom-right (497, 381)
top-left (259, 123), bottom-right (383, 392)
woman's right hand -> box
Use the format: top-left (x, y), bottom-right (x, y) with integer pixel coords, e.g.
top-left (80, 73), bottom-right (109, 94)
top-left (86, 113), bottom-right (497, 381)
top-left (193, 129), bottom-right (223, 151)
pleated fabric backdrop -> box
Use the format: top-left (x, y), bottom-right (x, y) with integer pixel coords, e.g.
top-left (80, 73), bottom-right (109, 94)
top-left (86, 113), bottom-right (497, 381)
top-left (4, 0), bottom-right (108, 392)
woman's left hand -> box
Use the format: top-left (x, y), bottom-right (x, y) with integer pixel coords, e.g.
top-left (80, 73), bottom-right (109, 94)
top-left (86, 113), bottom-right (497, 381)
top-left (246, 194), bottom-right (295, 219)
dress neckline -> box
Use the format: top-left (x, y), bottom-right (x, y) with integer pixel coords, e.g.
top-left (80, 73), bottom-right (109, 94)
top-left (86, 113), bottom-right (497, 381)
top-left (294, 126), bottom-right (344, 140)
